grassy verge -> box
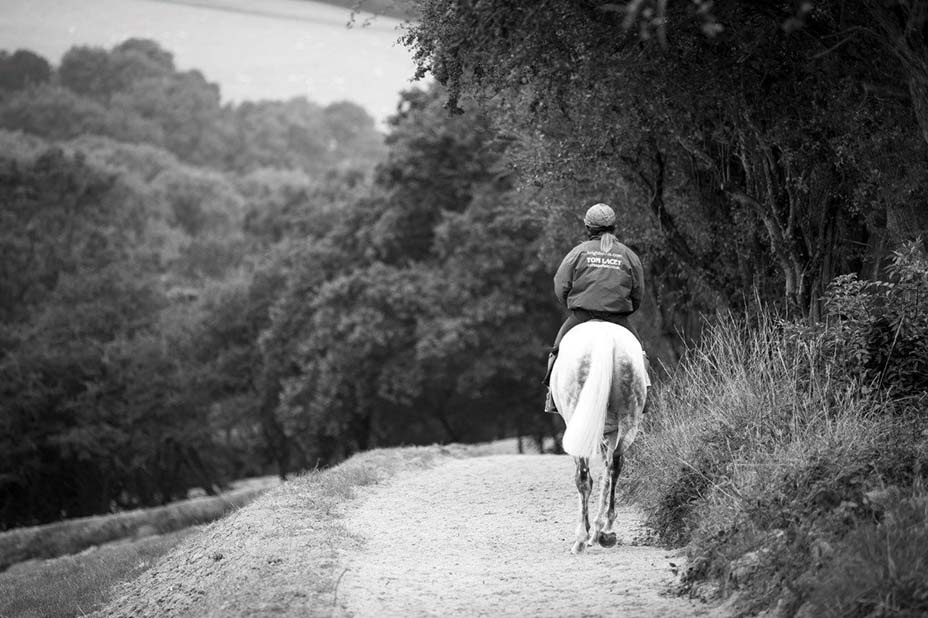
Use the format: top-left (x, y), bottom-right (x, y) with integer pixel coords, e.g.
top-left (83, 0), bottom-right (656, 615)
top-left (0, 478), bottom-right (278, 571)
top-left (0, 528), bottom-right (198, 618)
top-left (626, 313), bottom-right (928, 617)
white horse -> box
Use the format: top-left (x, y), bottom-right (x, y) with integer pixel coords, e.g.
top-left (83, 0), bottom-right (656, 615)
top-left (550, 320), bottom-right (647, 554)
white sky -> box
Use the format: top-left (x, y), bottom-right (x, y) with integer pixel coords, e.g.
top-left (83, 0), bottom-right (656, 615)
top-left (0, 0), bottom-right (424, 125)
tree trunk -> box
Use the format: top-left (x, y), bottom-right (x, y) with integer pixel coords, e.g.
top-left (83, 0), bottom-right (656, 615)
top-left (259, 388), bottom-right (290, 479)
top-left (865, 1), bottom-right (928, 146)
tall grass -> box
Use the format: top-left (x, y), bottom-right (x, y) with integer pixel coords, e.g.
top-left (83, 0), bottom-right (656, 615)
top-left (627, 311), bottom-right (928, 617)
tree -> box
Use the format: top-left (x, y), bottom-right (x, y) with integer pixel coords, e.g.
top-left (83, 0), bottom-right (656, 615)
top-left (323, 100), bottom-right (388, 167)
top-left (0, 40), bottom-right (411, 524)
top-left (261, 86), bottom-right (564, 470)
top-left (0, 260), bottom-right (178, 525)
top-left (366, 87), bottom-right (509, 264)
top-left (0, 49), bottom-right (51, 93)
top-left (0, 148), bottom-right (147, 322)
top-left (54, 40), bottom-right (230, 165)
top-left (277, 263), bottom-right (435, 462)
top-left (180, 270), bottom-right (287, 479)
top-left (403, 0), bottom-right (928, 320)
top-left (237, 166), bottom-right (368, 248)
top-left (863, 0), bottom-right (928, 149)
top-left (111, 70), bottom-right (227, 165)
top-left (615, 0), bottom-right (928, 154)
top-left (0, 84), bottom-right (165, 145)
top-left (151, 166), bottom-right (243, 238)
top-left (58, 39), bottom-right (175, 102)
top-left (0, 146), bottom-right (240, 526)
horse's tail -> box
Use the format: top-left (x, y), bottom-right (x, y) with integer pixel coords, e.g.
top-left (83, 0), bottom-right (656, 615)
top-left (561, 336), bottom-right (613, 459)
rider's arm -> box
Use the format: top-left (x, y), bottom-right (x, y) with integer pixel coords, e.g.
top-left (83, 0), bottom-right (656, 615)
top-left (553, 245), bottom-right (582, 307)
top-left (628, 250), bottom-right (644, 313)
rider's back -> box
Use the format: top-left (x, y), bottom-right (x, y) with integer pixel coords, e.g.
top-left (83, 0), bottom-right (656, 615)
top-left (554, 238), bottom-right (643, 315)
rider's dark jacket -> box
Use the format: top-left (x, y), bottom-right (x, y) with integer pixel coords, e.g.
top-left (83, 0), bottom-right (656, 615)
top-left (553, 235), bottom-right (644, 315)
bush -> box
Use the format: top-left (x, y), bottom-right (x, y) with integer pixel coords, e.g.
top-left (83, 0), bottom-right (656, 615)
top-left (629, 270), bottom-right (928, 615)
top-left (823, 240), bottom-right (928, 400)
top-left (806, 492), bottom-right (928, 617)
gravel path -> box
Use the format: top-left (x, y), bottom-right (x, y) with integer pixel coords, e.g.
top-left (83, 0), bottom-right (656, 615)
top-left (336, 454), bottom-right (720, 618)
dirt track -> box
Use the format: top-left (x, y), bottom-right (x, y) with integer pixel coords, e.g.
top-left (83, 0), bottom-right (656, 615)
top-left (335, 454), bottom-right (720, 618)
top-left (94, 450), bottom-right (724, 618)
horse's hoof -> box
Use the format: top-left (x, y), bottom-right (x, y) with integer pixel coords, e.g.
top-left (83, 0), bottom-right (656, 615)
top-left (598, 532), bottom-right (618, 547)
top-left (571, 541), bottom-right (586, 554)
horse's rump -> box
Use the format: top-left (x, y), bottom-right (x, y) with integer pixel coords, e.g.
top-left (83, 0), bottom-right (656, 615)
top-left (551, 321), bottom-right (646, 458)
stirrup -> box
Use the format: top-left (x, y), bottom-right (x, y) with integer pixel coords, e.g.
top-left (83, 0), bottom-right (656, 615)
top-left (642, 351), bottom-right (652, 388)
top-left (544, 389), bottom-right (558, 414)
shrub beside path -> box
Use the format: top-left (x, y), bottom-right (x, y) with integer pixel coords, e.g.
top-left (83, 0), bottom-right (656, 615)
top-left (95, 446), bottom-right (724, 617)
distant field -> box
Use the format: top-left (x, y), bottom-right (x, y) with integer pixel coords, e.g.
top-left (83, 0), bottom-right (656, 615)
top-left (0, 0), bottom-right (422, 125)
top-left (315, 0), bottom-right (413, 20)
top-left (141, 0), bottom-right (412, 25)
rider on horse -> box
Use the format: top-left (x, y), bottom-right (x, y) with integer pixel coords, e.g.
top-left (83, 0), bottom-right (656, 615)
top-left (543, 203), bottom-right (648, 414)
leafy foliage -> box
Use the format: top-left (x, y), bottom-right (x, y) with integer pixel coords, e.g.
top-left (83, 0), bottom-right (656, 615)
top-left (59, 39), bottom-right (175, 102)
top-left (1, 40), bottom-right (386, 176)
top-left (0, 40), bottom-right (390, 527)
top-left (0, 149), bottom-right (146, 322)
top-left (0, 49), bottom-right (51, 93)
top-left (0, 40), bottom-right (568, 527)
top-left (263, 86), bottom-right (562, 471)
top-left (403, 0), bottom-right (928, 323)
top-left (0, 84), bottom-right (164, 145)
top-left (823, 240), bottom-right (928, 399)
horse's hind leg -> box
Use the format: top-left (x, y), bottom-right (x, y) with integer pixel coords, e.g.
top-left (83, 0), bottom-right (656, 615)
top-left (587, 437), bottom-right (615, 546)
top-left (597, 435), bottom-right (625, 547)
top-left (588, 433), bottom-right (623, 548)
top-left (571, 457), bottom-right (592, 554)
